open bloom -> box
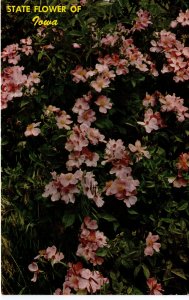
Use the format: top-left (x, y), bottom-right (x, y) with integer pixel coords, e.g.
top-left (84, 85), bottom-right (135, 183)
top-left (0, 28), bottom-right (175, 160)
top-left (144, 232), bottom-right (161, 256)
top-left (28, 262), bottom-right (39, 282)
top-left (24, 122), bottom-right (41, 137)
top-left (128, 140), bottom-right (151, 161)
top-left (147, 278), bottom-right (163, 295)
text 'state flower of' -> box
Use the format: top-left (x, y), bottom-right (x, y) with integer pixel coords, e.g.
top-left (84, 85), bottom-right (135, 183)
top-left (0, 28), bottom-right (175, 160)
top-left (144, 232), bottom-right (161, 256)
top-left (147, 278), bottom-right (163, 295)
top-left (24, 122), bottom-right (41, 137)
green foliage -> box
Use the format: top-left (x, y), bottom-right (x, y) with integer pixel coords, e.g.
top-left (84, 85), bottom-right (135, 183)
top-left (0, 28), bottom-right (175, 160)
top-left (1, 0), bottom-right (189, 295)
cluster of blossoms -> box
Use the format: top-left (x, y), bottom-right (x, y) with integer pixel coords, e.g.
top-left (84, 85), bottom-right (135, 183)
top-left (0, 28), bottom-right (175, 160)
top-left (131, 9), bottom-right (152, 32)
top-left (1, 37), bottom-right (40, 109)
top-left (150, 17), bottom-right (189, 82)
top-left (42, 170), bottom-right (82, 203)
top-left (170, 9), bottom-right (189, 28)
top-left (138, 92), bottom-right (189, 133)
top-left (147, 278), bottom-right (163, 295)
top-left (103, 139), bottom-right (140, 207)
top-left (43, 105), bottom-right (73, 130)
top-left (76, 216), bottom-right (108, 265)
top-left (54, 262), bottom-right (109, 295)
top-left (28, 245), bottom-right (64, 282)
top-left (1, 37), bottom-right (33, 64)
top-left (70, 10), bottom-right (158, 93)
top-left (168, 152), bottom-right (189, 188)
top-left (43, 170), bottom-right (104, 207)
top-left (65, 123), bottom-right (106, 171)
top-left (144, 232), bottom-right (161, 256)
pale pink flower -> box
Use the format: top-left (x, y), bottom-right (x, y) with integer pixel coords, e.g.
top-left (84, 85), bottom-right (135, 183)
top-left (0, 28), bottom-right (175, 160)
top-left (132, 9), bottom-right (152, 32)
top-left (177, 9), bottom-right (189, 26)
top-left (137, 109), bottom-right (159, 133)
top-left (72, 97), bottom-right (90, 115)
top-left (72, 43), bottom-right (81, 48)
top-left (71, 65), bottom-right (87, 83)
top-left (95, 95), bottom-right (112, 113)
top-left (101, 34), bottom-right (118, 47)
top-left (84, 216), bottom-right (98, 230)
top-left (128, 140), bottom-right (151, 161)
top-left (77, 109), bottom-right (96, 126)
top-left (24, 122), bottom-right (41, 137)
top-left (28, 262), bottom-right (39, 282)
top-left (90, 76), bottom-right (110, 92)
top-left (20, 37), bottom-right (32, 45)
top-left (56, 111), bottom-right (73, 130)
top-left (41, 44), bottom-right (55, 50)
top-left (21, 45), bottom-right (34, 55)
top-left (95, 63), bottom-right (109, 73)
top-left (26, 71), bottom-right (40, 86)
top-left (144, 232), bottom-right (161, 256)
top-left (170, 20), bottom-right (178, 28)
top-left (82, 148), bottom-right (99, 167)
top-left (54, 288), bottom-right (63, 295)
top-left (143, 93), bottom-right (156, 107)
top-left (147, 278), bottom-right (163, 295)
top-left (81, 172), bottom-right (104, 207)
top-left (44, 105), bottom-right (60, 115)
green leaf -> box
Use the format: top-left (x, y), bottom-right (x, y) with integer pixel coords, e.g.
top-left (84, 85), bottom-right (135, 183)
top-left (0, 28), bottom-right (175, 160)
top-left (96, 247), bottom-right (108, 257)
top-left (128, 209), bottom-right (138, 215)
top-left (142, 264), bottom-right (150, 279)
top-left (99, 212), bottom-right (117, 222)
top-left (178, 202), bottom-right (188, 211)
top-left (171, 269), bottom-right (187, 280)
top-left (62, 212), bottom-right (75, 229)
top-left (134, 264), bottom-right (142, 277)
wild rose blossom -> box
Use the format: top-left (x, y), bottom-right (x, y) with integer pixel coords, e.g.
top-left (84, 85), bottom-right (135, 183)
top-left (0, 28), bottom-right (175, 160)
top-left (81, 172), bottom-right (104, 207)
top-left (56, 111), bottom-right (73, 130)
top-left (28, 262), bottom-right (39, 282)
top-left (95, 95), bottom-right (112, 113)
top-left (144, 232), bottom-right (161, 256)
top-left (132, 9), bottom-right (152, 32)
top-left (60, 262), bottom-right (109, 294)
top-left (34, 245), bottom-right (64, 266)
top-left (147, 278), bottom-right (163, 295)
top-left (76, 216), bottom-right (108, 265)
top-left (42, 170), bottom-right (83, 203)
top-left (128, 140), bottom-right (151, 161)
top-left (24, 122), bottom-right (41, 137)
top-left (168, 153), bottom-right (189, 188)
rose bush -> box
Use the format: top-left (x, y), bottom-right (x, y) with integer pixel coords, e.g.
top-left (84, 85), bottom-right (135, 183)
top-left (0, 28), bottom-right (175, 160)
top-left (1, 0), bottom-right (189, 295)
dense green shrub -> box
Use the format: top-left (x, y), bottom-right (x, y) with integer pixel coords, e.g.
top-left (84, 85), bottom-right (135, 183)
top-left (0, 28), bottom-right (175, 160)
top-left (1, 0), bottom-right (189, 295)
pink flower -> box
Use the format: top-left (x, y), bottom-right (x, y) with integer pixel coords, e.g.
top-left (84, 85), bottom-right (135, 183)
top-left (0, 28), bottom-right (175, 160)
top-left (132, 9), bottom-right (152, 32)
top-left (176, 9), bottom-right (189, 26)
top-left (144, 232), bottom-right (161, 256)
top-left (28, 262), bottom-right (39, 282)
top-left (72, 43), bottom-right (81, 48)
top-left (90, 76), bottom-right (110, 92)
top-left (128, 140), bottom-right (151, 161)
top-left (26, 71), bottom-right (40, 87)
top-left (143, 93), bottom-right (156, 107)
top-left (56, 111), bottom-right (73, 130)
top-left (24, 122), bottom-right (41, 137)
top-left (71, 65), bottom-right (87, 83)
top-left (72, 97), bottom-right (90, 115)
top-left (95, 95), bottom-right (112, 113)
top-left (147, 278), bottom-right (163, 295)
top-left (101, 34), bottom-right (118, 47)
top-left (77, 109), bottom-right (96, 126)
top-left (137, 109), bottom-right (159, 133)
